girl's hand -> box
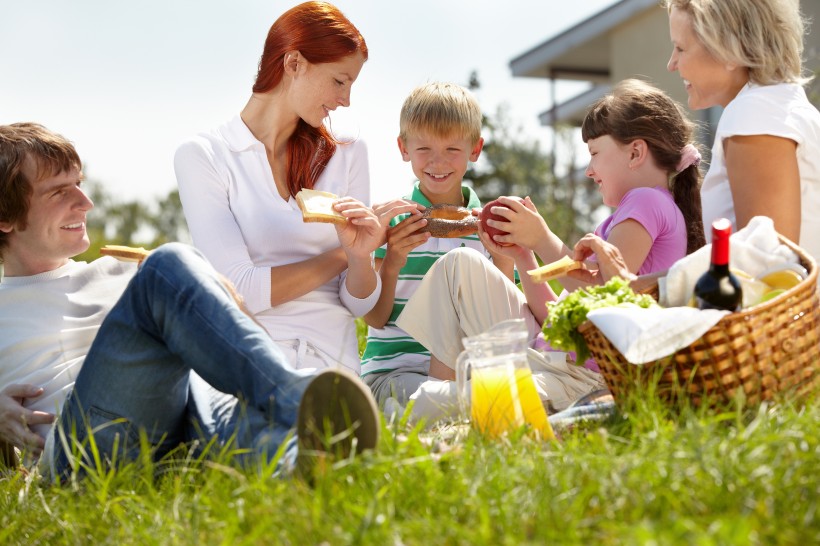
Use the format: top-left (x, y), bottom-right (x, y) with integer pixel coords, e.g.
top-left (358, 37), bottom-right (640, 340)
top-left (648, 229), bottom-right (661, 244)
top-left (476, 212), bottom-right (528, 261)
top-left (567, 233), bottom-right (635, 285)
top-left (481, 196), bottom-right (550, 251)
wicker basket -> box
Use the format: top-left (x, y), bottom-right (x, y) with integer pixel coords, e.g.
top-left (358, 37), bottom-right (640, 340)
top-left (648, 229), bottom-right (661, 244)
top-left (577, 235), bottom-right (819, 407)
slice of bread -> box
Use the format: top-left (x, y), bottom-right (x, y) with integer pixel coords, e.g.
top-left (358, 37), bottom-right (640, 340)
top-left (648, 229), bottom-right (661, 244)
top-left (100, 245), bottom-right (151, 262)
top-left (295, 189), bottom-right (347, 225)
top-left (527, 255), bottom-right (582, 283)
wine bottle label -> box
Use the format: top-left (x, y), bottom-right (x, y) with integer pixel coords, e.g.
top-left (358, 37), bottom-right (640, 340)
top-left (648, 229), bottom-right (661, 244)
top-left (695, 295), bottom-right (741, 312)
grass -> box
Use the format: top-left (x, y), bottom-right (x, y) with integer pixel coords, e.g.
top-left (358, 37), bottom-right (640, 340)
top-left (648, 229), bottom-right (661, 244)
top-left (2, 390), bottom-right (818, 545)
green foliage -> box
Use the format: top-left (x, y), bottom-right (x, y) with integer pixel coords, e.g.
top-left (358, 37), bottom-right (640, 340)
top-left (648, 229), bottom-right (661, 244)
top-left (464, 72), bottom-right (601, 246)
top-left (75, 179), bottom-right (189, 262)
top-left (356, 317), bottom-right (368, 357)
top-left (2, 397), bottom-right (818, 544)
top-left (542, 277), bottom-right (659, 362)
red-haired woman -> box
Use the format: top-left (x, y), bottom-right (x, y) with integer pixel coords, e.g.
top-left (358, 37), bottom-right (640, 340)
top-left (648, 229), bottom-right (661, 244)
top-left (175, 2), bottom-right (404, 375)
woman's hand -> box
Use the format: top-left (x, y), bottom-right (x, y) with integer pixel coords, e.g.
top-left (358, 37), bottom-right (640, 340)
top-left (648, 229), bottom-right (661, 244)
top-left (372, 199), bottom-right (425, 245)
top-left (334, 197), bottom-right (389, 258)
top-left (0, 384), bottom-right (55, 457)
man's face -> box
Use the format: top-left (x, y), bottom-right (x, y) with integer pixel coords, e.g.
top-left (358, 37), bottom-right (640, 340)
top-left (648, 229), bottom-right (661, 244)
top-left (0, 165), bottom-right (93, 276)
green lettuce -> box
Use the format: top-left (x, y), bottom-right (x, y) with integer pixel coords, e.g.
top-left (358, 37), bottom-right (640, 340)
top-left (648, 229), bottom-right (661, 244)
top-left (542, 277), bottom-right (658, 364)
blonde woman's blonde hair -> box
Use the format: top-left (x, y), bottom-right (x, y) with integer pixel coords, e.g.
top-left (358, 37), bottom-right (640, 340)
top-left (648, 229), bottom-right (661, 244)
top-left (663, 0), bottom-right (811, 85)
top-left (399, 82), bottom-right (483, 143)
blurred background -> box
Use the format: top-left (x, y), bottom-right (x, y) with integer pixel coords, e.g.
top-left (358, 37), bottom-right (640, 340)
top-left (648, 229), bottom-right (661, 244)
top-left (2, 0), bottom-right (817, 262)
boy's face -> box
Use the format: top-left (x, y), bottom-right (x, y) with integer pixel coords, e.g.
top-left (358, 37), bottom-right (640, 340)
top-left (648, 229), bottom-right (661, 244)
top-left (0, 165), bottom-right (93, 276)
top-left (398, 130), bottom-right (483, 203)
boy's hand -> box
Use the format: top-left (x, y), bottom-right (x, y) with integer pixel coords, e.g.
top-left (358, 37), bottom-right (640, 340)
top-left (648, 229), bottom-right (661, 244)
top-left (382, 210), bottom-right (431, 272)
top-left (372, 199), bottom-right (424, 247)
top-left (481, 196), bottom-right (550, 251)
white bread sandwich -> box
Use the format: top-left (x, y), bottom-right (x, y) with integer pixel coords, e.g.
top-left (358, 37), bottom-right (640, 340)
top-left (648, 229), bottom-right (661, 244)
top-left (295, 189), bottom-right (347, 225)
top-left (527, 255), bottom-right (582, 283)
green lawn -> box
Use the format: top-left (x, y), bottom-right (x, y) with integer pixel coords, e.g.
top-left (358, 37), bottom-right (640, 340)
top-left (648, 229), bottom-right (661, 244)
top-left (2, 391), bottom-right (818, 545)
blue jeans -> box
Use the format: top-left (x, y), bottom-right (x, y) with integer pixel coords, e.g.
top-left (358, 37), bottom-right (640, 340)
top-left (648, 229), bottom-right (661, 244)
top-left (53, 243), bottom-right (315, 477)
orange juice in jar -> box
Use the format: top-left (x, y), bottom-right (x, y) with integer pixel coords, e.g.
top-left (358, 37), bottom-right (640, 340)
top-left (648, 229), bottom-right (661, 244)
top-left (470, 362), bottom-right (554, 440)
top-left (456, 319), bottom-right (556, 441)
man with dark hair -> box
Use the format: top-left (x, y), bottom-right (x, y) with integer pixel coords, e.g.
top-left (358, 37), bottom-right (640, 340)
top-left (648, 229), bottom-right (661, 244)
top-left (0, 122), bottom-right (380, 478)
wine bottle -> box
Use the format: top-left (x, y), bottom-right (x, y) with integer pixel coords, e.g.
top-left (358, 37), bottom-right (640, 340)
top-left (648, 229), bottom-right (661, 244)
top-left (694, 218), bottom-right (743, 311)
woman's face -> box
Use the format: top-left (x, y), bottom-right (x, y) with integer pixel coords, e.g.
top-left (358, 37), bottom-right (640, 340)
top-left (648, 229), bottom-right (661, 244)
top-left (666, 7), bottom-right (748, 110)
top-left (291, 51), bottom-right (366, 127)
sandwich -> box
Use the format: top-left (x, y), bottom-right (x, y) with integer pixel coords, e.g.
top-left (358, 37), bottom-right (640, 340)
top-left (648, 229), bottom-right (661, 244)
top-left (100, 245), bottom-right (151, 262)
top-left (295, 189), bottom-right (347, 225)
top-left (527, 255), bottom-right (582, 283)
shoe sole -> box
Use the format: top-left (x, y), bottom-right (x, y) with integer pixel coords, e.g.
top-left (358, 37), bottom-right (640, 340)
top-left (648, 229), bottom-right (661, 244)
top-left (296, 368), bottom-right (380, 473)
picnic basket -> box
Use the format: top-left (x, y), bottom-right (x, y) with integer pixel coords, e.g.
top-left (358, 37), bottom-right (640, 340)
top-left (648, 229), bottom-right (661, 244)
top-left (577, 234), bottom-right (819, 407)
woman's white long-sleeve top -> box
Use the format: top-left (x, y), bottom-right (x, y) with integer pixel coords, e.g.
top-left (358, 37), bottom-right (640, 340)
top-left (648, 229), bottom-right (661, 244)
top-left (175, 115), bottom-right (377, 373)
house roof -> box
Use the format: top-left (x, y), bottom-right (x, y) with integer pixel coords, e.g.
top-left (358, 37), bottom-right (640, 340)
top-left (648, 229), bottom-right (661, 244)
top-left (538, 84), bottom-right (611, 126)
top-left (509, 0), bottom-right (660, 82)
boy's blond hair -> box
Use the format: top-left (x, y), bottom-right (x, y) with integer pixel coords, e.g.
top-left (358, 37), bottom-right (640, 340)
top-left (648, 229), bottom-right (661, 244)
top-left (399, 82), bottom-right (482, 144)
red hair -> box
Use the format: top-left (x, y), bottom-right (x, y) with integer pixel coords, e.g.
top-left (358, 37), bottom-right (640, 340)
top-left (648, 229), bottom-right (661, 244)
top-left (253, 1), bottom-right (368, 197)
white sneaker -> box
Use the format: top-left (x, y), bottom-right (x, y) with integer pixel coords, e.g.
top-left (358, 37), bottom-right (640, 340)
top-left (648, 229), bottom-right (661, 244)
top-left (382, 396), bottom-right (405, 422)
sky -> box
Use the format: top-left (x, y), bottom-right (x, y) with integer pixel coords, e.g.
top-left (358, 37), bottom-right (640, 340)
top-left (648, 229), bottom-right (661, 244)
top-left (1, 0), bottom-right (615, 206)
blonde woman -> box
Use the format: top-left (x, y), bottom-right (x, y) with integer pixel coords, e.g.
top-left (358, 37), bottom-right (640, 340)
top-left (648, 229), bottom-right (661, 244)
top-left (665, 0), bottom-right (820, 261)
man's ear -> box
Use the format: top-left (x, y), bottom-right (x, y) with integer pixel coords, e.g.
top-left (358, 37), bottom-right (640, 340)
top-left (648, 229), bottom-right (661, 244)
top-left (0, 220), bottom-right (14, 234)
top-left (397, 136), bottom-right (411, 162)
top-left (469, 137), bottom-right (485, 162)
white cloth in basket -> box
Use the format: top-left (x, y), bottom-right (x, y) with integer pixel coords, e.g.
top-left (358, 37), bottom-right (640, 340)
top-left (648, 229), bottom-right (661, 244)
top-left (586, 306), bottom-right (728, 365)
top-left (660, 216), bottom-right (800, 307)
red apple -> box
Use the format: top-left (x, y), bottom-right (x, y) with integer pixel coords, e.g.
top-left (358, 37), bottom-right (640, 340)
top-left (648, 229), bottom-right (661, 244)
top-left (480, 198), bottom-right (517, 246)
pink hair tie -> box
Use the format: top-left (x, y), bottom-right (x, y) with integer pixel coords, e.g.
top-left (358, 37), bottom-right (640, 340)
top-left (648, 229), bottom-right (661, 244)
top-left (676, 143), bottom-right (701, 173)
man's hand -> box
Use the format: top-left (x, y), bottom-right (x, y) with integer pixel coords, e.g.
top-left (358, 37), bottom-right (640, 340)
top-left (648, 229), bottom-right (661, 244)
top-left (0, 384), bottom-right (55, 457)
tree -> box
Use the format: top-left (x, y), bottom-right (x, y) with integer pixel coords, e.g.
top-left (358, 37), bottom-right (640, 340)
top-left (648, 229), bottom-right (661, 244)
top-left (464, 72), bottom-right (600, 247)
top-left (74, 180), bottom-right (189, 262)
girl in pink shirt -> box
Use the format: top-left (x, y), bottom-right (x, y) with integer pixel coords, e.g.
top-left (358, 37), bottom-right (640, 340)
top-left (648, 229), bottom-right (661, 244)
top-left (480, 79), bottom-right (705, 327)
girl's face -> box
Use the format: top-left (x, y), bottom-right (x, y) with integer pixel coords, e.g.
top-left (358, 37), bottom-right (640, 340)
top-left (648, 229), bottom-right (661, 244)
top-left (585, 135), bottom-right (634, 208)
top-left (291, 51), bottom-right (366, 127)
top-left (666, 7), bottom-right (748, 110)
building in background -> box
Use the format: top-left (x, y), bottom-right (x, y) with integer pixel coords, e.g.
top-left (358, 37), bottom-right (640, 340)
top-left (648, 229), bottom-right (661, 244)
top-left (510, 0), bottom-right (820, 170)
